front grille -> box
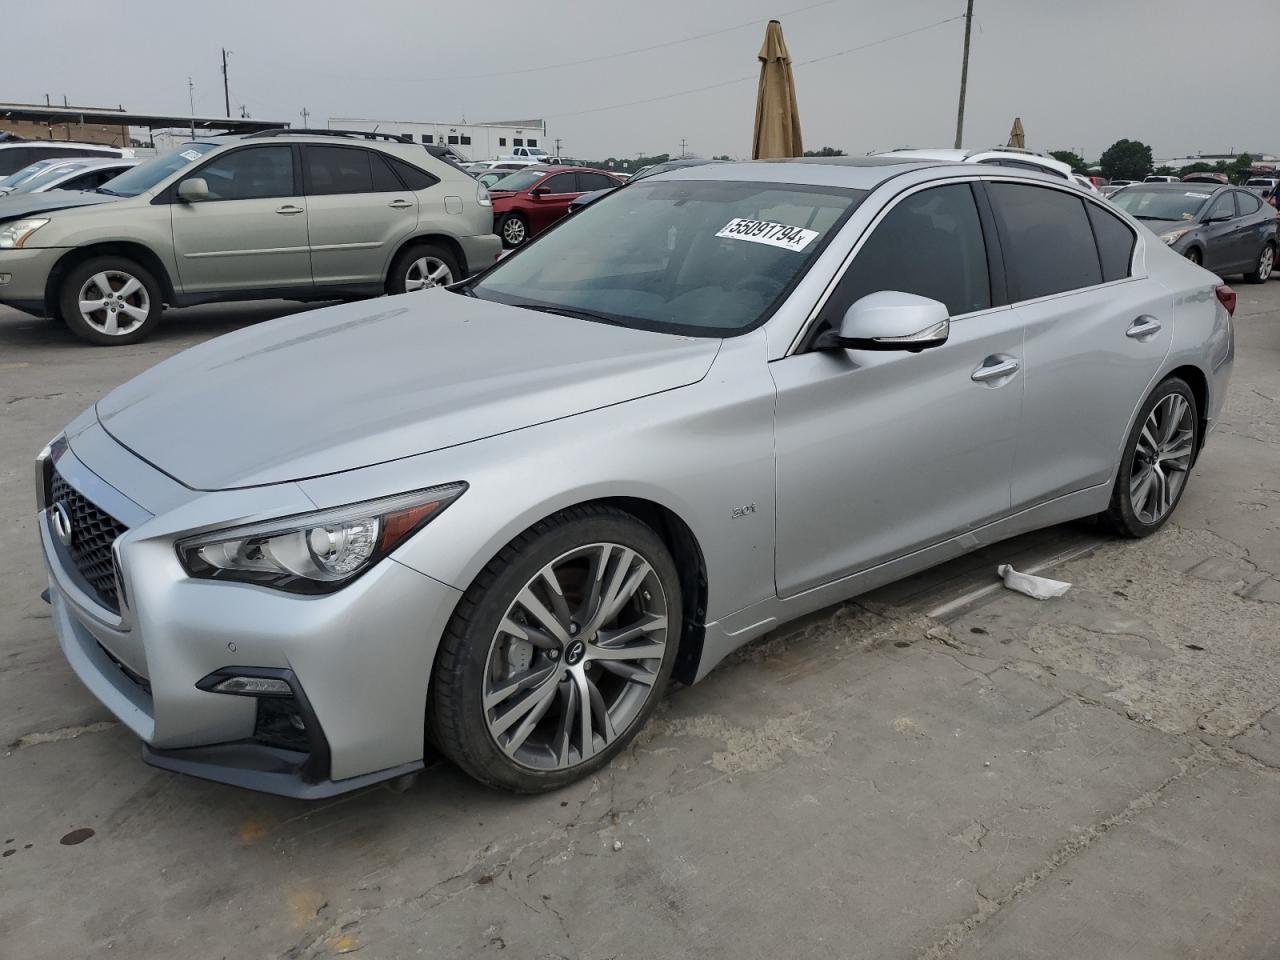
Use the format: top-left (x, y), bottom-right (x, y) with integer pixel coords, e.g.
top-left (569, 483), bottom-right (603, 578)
top-left (50, 469), bottom-right (128, 613)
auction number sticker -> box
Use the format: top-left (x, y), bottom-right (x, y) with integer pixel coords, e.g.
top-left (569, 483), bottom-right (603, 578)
top-left (716, 218), bottom-right (819, 251)
top-left (180, 150), bottom-right (203, 162)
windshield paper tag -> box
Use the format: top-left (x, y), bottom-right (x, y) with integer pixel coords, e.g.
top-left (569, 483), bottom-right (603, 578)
top-left (716, 218), bottom-right (819, 251)
top-left (179, 149), bottom-right (202, 161)
top-left (1184, 192), bottom-right (1211, 199)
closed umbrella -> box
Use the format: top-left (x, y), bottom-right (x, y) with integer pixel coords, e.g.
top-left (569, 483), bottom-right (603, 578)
top-left (1007, 117), bottom-right (1026, 149)
top-left (752, 20), bottom-right (803, 160)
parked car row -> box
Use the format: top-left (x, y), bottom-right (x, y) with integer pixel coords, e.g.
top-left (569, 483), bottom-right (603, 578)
top-left (0, 129), bottom-right (500, 344)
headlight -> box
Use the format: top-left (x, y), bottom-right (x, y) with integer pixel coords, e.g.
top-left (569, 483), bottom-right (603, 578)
top-left (0, 218), bottom-right (50, 249)
top-left (177, 483), bottom-right (466, 594)
top-left (476, 181), bottom-right (492, 208)
top-left (1160, 228), bottom-right (1191, 245)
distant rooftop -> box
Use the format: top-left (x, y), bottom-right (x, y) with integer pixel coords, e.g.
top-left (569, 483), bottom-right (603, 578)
top-left (0, 102), bottom-right (286, 135)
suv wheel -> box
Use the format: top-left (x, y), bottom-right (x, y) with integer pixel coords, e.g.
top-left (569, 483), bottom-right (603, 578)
top-left (58, 256), bottom-right (163, 346)
top-left (429, 505), bottom-right (681, 792)
top-left (1244, 242), bottom-right (1274, 283)
top-left (1099, 377), bottom-right (1199, 537)
top-left (499, 213), bottom-right (528, 248)
top-left (387, 243), bottom-right (460, 295)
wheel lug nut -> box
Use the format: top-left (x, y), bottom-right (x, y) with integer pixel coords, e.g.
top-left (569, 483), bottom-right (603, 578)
top-left (569, 622), bottom-right (578, 635)
top-left (548, 649), bottom-right (560, 660)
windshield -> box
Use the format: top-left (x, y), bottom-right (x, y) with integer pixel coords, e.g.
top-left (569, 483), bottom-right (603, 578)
top-left (0, 159), bottom-right (62, 190)
top-left (12, 161), bottom-right (87, 193)
top-left (97, 142), bottom-right (219, 197)
top-left (490, 170), bottom-right (546, 192)
top-left (471, 179), bottom-right (863, 337)
top-left (1111, 188), bottom-right (1212, 221)
top-left (1246, 179), bottom-right (1274, 187)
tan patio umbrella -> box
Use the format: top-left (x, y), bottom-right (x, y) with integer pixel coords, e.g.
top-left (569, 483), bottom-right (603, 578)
top-left (752, 20), bottom-right (803, 159)
top-left (1007, 117), bottom-right (1026, 149)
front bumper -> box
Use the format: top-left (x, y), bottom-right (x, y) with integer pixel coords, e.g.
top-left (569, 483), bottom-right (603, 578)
top-left (0, 245), bottom-right (64, 315)
top-left (37, 425), bottom-right (464, 797)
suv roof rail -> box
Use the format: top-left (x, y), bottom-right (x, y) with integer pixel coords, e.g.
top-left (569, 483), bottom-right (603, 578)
top-left (246, 128), bottom-right (413, 144)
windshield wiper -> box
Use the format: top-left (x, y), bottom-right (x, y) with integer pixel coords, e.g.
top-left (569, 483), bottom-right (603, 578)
top-left (94, 187), bottom-right (122, 196)
top-left (510, 302), bottom-right (626, 326)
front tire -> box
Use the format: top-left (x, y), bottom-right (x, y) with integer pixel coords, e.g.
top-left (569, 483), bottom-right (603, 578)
top-left (58, 256), bottom-right (163, 345)
top-left (1184, 247), bottom-right (1203, 267)
top-left (499, 213), bottom-right (528, 248)
top-left (1099, 378), bottom-right (1199, 537)
top-left (429, 505), bottom-right (681, 792)
top-left (1244, 242), bottom-right (1274, 283)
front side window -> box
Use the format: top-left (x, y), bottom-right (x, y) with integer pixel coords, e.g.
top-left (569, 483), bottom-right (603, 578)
top-left (987, 182), bottom-right (1102, 300)
top-left (1205, 192), bottom-right (1236, 220)
top-left (822, 183), bottom-right (991, 326)
top-left (192, 146), bottom-right (294, 201)
top-left (471, 179), bottom-right (862, 337)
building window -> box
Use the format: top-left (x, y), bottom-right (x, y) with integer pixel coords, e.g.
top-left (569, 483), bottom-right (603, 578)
top-left (419, 134), bottom-right (428, 143)
top-left (513, 138), bottom-right (523, 147)
top-left (527, 139), bottom-right (538, 147)
top-left (447, 135), bottom-right (459, 145)
top-left (460, 135), bottom-right (472, 145)
top-left (499, 137), bottom-right (506, 147)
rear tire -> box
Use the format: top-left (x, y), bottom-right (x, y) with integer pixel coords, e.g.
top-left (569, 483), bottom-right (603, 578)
top-left (429, 505), bottom-right (681, 793)
top-left (1099, 377), bottom-right (1199, 538)
top-left (386, 242), bottom-right (461, 295)
top-left (58, 256), bottom-right (163, 346)
top-left (1244, 242), bottom-right (1274, 283)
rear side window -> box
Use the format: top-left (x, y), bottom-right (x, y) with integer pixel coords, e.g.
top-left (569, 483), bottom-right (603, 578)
top-left (987, 182), bottom-right (1102, 300)
top-left (304, 145), bottom-right (379, 195)
top-left (386, 156), bottom-right (438, 190)
top-left (826, 183), bottom-right (991, 321)
top-left (1236, 190), bottom-right (1263, 215)
top-left (542, 173), bottom-right (578, 194)
top-left (1085, 203), bottom-right (1135, 282)
top-left (578, 172), bottom-right (616, 191)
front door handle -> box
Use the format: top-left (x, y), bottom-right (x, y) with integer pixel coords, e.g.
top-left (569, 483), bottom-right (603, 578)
top-left (1126, 315), bottom-right (1162, 340)
top-left (275, 204), bottom-right (304, 216)
top-left (387, 199), bottom-right (414, 209)
top-left (971, 356), bottom-right (1020, 383)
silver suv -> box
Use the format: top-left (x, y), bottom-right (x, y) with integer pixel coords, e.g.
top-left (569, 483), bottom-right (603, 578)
top-left (0, 129), bottom-right (499, 344)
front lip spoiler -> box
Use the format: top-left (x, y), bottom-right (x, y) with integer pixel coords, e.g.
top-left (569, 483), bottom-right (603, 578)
top-left (142, 744), bottom-right (424, 800)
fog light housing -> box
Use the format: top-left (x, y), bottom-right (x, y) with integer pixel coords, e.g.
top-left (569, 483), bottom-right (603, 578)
top-left (211, 676), bottom-right (293, 696)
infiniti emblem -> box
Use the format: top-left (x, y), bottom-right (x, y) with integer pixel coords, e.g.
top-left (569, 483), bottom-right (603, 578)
top-left (51, 501), bottom-right (73, 547)
top-left (564, 639), bottom-right (586, 666)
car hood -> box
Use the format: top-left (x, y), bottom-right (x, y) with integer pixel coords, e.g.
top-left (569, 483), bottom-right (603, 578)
top-left (0, 189), bottom-right (116, 223)
top-left (1137, 217), bottom-right (1198, 235)
top-left (94, 293), bottom-right (720, 490)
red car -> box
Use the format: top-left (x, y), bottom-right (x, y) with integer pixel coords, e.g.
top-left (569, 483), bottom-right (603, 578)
top-left (488, 165), bottom-right (624, 247)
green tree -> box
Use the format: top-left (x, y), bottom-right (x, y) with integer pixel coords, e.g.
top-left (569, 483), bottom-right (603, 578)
top-left (1049, 149), bottom-right (1088, 173)
top-left (802, 146), bottom-right (846, 157)
top-left (713, 154), bottom-right (733, 161)
top-left (1230, 152), bottom-right (1253, 183)
top-left (1099, 139), bottom-right (1154, 181)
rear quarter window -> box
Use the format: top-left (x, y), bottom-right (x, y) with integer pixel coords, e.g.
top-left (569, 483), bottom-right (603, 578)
top-left (987, 182), bottom-right (1102, 300)
top-left (1085, 202), bottom-right (1135, 282)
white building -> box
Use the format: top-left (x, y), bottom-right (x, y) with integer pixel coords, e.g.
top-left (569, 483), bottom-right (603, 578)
top-left (328, 117), bottom-right (549, 162)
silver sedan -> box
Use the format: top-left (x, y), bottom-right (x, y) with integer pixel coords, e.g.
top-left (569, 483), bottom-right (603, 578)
top-left (35, 157), bottom-right (1234, 796)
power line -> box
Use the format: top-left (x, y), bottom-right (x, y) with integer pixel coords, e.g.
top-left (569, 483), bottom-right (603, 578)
top-left (545, 14), bottom-right (965, 121)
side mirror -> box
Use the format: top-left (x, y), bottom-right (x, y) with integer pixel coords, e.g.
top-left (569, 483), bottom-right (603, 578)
top-left (815, 291), bottom-right (950, 353)
top-left (531, 186), bottom-right (550, 197)
top-left (177, 177), bottom-right (209, 203)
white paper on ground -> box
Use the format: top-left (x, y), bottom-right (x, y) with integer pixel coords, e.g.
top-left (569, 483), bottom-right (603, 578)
top-left (996, 564), bottom-right (1072, 600)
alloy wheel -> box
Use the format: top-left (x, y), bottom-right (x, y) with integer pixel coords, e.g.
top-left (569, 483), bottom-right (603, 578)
top-left (404, 256), bottom-right (453, 292)
top-left (482, 542), bottom-right (668, 770)
top-left (502, 217), bottom-right (526, 245)
top-left (1129, 393), bottom-right (1195, 524)
top-left (1258, 245), bottom-right (1274, 281)
top-left (76, 271), bottom-right (149, 336)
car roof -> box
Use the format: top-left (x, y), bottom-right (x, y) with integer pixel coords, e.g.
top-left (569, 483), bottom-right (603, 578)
top-left (1117, 182), bottom-right (1227, 192)
top-left (639, 155), bottom-right (956, 190)
top-left (0, 140), bottom-right (123, 151)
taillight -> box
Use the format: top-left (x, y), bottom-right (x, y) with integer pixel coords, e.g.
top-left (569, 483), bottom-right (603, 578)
top-left (1215, 285), bottom-right (1236, 317)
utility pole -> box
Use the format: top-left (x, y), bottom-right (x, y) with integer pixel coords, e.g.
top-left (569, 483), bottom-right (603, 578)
top-left (554, 137), bottom-right (562, 157)
top-left (953, 0), bottom-right (974, 149)
top-left (679, 138), bottom-right (688, 158)
top-left (221, 48), bottom-right (231, 118)
top-left (187, 77), bottom-right (196, 140)
top-left (299, 107), bottom-right (310, 128)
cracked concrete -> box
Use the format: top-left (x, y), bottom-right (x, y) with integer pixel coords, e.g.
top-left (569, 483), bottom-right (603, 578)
top-left (2, 284), bottom-right (1280, 959)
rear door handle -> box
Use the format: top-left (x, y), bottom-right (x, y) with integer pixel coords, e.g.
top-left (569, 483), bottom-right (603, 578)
top-left (971, 356), bottom-right (1020, 383)
top-left (275, 204), bottom-right (304, 216)
top-left (1126, 315), bottom-right (1162, 340)
top-left (388, 199), bottom-right (414, 209)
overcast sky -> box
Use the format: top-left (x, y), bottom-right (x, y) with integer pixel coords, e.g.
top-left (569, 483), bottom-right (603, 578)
top-left (8, 0), bottom-right (1276, 162)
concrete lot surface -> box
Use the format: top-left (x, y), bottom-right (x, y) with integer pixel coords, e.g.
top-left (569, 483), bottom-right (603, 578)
top-left (1, 288), bottom-right (1278, 959)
